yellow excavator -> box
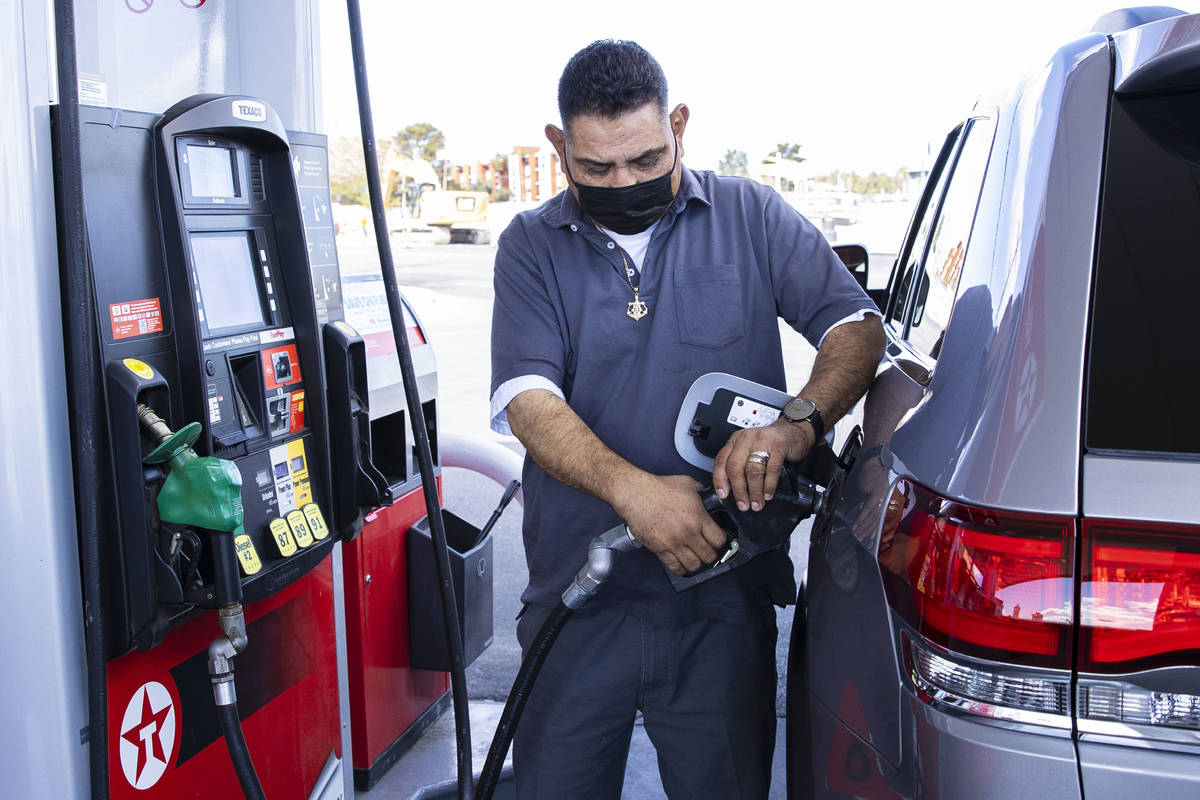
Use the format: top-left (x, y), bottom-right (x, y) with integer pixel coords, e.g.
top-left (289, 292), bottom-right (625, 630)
top-left (383, 151), bottom-right (491, 244)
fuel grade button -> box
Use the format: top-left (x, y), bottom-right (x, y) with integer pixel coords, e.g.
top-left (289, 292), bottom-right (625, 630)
top-left (302, 503), bottom-right (329, 541)
top-left (286, 509), bottom-right (315, 548)
top-left (268, 517), bottom-right (297, 557)
top-left (234, 533), bottom-right (263, 575)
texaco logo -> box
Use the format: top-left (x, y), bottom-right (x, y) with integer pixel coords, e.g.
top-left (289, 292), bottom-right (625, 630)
top-left (119, 682), bottom-right (176, 789)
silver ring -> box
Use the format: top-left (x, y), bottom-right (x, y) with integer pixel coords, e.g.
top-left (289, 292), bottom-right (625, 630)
top-left (746, 451), bottom-right (770, 466)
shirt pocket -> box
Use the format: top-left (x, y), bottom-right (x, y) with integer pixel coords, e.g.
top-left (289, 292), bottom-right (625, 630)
top-left (673, 264), bottom-right (745, 349)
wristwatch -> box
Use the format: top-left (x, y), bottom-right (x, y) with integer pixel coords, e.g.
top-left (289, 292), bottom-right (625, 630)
top-left (782, 397), bottom-right (825, 442)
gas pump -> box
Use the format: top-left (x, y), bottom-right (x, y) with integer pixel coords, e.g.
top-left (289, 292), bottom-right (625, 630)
top-left (23, 0), bottom-right (501, 795)
top-left (54, 86), bottom-right (376, 797)
top-left (13, 1), bottom-right (500, 797)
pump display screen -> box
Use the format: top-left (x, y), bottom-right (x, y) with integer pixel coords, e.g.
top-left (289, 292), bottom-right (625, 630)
top-left (190, 233), bottom-right (266, 332)
top-left (187, 144), bottom-right (237, 198)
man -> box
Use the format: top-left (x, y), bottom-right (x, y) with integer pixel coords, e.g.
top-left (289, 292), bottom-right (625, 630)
top-left (490, 40), bottom-right (884, 798)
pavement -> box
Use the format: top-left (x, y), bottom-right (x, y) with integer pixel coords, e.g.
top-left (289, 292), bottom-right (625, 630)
top-left (335, 237), bottom-right (878, 798)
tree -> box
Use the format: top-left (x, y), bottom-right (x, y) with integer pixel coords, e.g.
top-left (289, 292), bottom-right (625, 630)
top-left (717, 149), bottom-right (749, 177)
top-left (392, 123), bottom-right (445, 163)
top-left (328, 135), bottom-right (378, 205)
top-left (771, 142), bottom-right (803, 162)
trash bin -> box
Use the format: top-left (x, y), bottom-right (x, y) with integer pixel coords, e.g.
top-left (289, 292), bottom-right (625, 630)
top-left (406, 511), bottom-right (494, 671)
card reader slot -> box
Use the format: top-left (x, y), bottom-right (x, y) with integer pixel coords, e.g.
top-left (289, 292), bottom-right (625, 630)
top-left (230, 354), bottom-right (265, 438)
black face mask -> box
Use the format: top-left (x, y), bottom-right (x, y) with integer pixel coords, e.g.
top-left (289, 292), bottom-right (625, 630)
top-left (566, 137), bottom-right (678, 235)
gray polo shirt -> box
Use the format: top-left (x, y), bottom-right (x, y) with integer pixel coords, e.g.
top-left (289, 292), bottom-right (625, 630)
top-left (490, 167), bottom-right (876, 623)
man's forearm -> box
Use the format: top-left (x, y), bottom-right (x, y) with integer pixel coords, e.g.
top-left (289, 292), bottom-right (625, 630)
top-left (506, 388), bottom-right (646, 513)
top-left (797, 316), bottom-right (885, 428)
top-left (507, 389), bottom-right (729, 572)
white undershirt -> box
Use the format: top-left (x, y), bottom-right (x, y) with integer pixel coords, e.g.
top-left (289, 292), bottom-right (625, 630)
top-left (601, 222), bottom-right (657, 272)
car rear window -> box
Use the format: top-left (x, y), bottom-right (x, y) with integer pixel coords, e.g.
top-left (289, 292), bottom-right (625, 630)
top-left (1087, 90), bottom-right (1200, 455)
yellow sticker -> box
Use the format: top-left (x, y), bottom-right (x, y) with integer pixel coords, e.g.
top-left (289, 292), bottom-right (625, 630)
top-left (123, 358), bottom-right (155, 380)
top-left (286, 439), bottom-right (312, 507)
top-left (269, 517), bottom-right (297, 557)
top-left (333, 320), bottom-right (357, 337)
top-left (302, 503), bottom-right (329, 541)
top-left (234, 534), bottom-right (262, 575)
top-left (287, 509), bottom-right (314, 548)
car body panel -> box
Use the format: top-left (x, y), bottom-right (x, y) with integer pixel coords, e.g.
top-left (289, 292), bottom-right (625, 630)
top-left (1112, 12), bottom-right (1200, 93)
top-left (892, 34), bottom-right (1109, 517)
top-left (804, 34), bottom-right (1108, 792)
top-left (809, 689), bottom-right (1080, 800)
top-left (1083, 453), bottom-right (1200, 525)
top-left (1077, 740), bottom-right (1200, 800)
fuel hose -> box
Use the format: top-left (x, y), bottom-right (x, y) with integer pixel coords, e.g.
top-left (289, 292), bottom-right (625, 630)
top-left (474, 524), bottom-right (641, 800)
top-left (473, 602), bottom-right (572, 799)
top-left (51, 1), bottom-right (110, 796)
top-left (217, 704), bottom-right (266, 800)
top-left (343, 3), bottom-right (473, 799)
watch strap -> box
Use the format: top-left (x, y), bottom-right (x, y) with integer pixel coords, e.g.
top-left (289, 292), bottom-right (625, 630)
top-left (806, 406), bottom-right (826, 442)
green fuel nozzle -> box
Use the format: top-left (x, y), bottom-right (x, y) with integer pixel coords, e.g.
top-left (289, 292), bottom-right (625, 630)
top-left (139, 404), bottom-right (245, 608)
top-left (139, 404), bottom-right (244, 534)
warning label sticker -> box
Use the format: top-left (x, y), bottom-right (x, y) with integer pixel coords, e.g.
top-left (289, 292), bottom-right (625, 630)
top-left (289, 390), bottom-right (306, 433)
top-left (727, 396), bottom-right (781, 429)
top-left (110, 298), bottom-right (164, 341)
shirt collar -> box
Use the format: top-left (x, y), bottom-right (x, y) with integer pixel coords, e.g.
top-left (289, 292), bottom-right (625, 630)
top-left (542, 166), bottom-right (713, 229)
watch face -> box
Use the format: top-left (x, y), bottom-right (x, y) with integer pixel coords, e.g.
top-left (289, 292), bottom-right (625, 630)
top-left (784, 397), bottom-right (816, 422)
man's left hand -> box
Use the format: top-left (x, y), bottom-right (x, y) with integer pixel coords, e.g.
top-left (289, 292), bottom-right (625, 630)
top-left (712, 420), bottom-right (814, 512)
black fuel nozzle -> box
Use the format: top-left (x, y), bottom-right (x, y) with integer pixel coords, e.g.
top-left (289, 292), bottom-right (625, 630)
top-left (669, 465), bottom-right (822, 592)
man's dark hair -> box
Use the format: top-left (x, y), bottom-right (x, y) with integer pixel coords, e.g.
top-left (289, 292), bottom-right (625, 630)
top-left (557, 40), bottom-right (668, 127)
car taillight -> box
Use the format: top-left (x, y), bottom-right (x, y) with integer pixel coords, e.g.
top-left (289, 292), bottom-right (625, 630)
top-left (903, 633), bottom-right (1072, 726)
top-left (1080, 518), bottom-right (1200, 672)
top-left (1077, 520), bottom-right (1200, 735)
top-left (1079, 681), bottom-right (1200, 732)
top-left (878, 480), bottom-right (1075, 668)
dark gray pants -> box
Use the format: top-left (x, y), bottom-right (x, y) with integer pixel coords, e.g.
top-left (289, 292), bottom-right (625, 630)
top-left (513, 604), bottom-right (778, 799)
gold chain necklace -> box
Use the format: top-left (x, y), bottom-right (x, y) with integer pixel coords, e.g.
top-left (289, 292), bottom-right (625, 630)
top-left (618, 248), bottom-right (648, 321)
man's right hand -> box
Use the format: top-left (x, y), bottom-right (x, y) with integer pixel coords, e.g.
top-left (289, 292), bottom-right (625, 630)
top-left (615, 474), bottom-right (728, 575)
top-left (507, 389), bottom-right (727, 575)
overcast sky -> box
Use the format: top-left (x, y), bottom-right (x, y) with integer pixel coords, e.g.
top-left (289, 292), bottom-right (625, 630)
top-left (318, 1), bottom-right (1197, 173)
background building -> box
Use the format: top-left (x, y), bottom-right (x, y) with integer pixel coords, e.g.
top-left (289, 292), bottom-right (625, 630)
top-left (507, 146), bottom-right (567, 203)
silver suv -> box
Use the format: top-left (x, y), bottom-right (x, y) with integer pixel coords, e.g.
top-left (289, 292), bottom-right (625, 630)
top-left (789, 8), bottom-right (1200, 799)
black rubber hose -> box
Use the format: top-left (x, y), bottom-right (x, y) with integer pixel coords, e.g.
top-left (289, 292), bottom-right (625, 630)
top-left (217, 703), bottom-right (267, 800)
top-left (343, 3), bottom-right (473, 799)
top-left (51, 1), bottom-right (109, 797)
top-left (474, 601), bottom-right (574, 800)
top-left (212, 536), bottom-right (244, 606)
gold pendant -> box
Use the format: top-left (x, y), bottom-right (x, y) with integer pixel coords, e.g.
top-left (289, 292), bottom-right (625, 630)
top-left (627, 297), bottom-right (648, 321)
